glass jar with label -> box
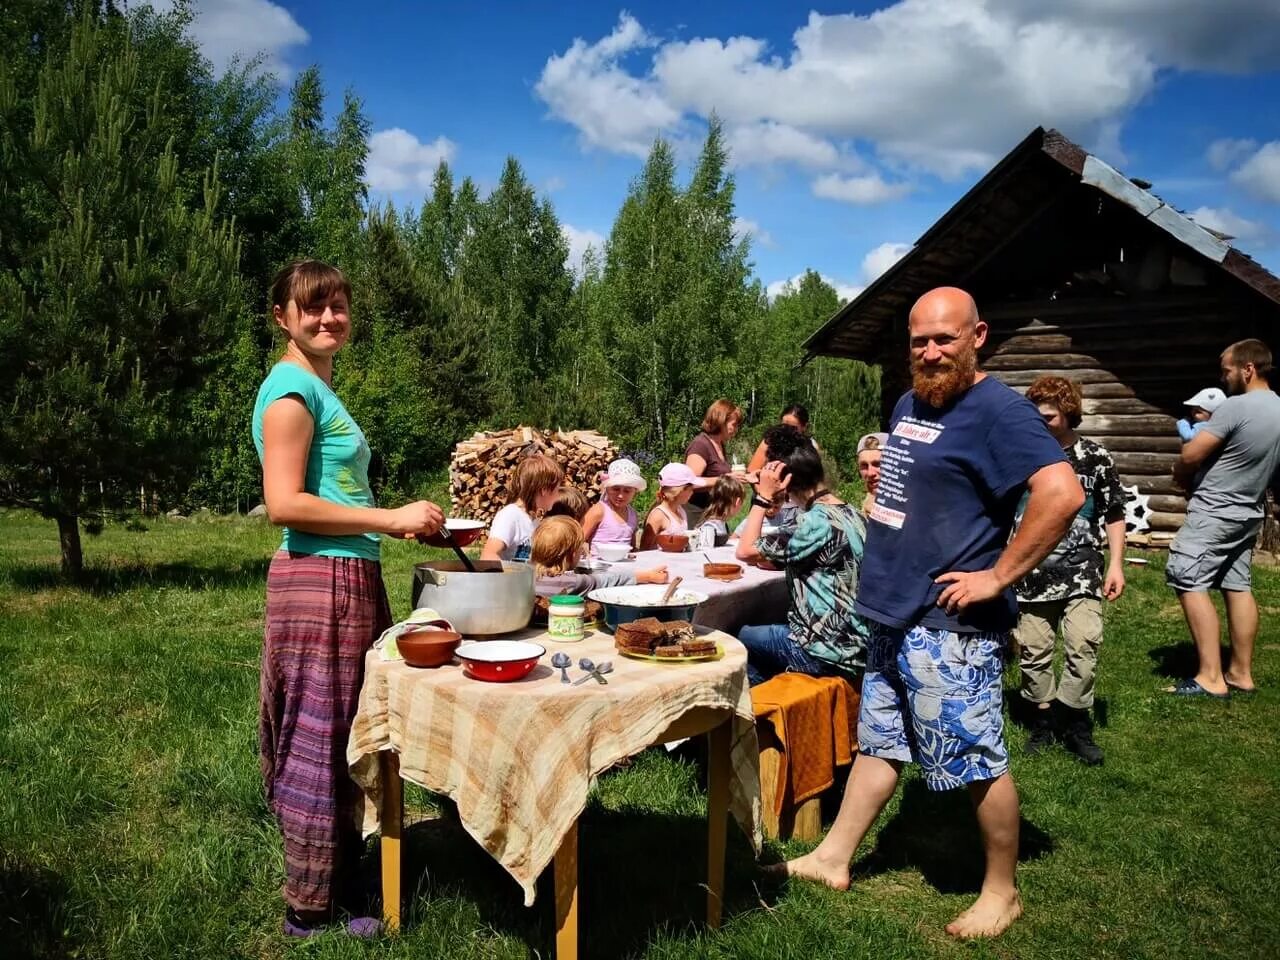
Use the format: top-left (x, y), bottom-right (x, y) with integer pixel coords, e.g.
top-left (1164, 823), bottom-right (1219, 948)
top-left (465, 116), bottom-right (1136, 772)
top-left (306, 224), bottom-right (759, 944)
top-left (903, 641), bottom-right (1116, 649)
top-left (548, 594), bottom-right (586, 641)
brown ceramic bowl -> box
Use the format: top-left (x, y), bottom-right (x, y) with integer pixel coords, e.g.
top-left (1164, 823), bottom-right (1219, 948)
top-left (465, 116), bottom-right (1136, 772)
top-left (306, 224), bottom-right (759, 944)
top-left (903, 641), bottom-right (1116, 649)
top-left (398, 627), bottom-right (463, 667)
top-left (656, 532), bottom-right (691, 553)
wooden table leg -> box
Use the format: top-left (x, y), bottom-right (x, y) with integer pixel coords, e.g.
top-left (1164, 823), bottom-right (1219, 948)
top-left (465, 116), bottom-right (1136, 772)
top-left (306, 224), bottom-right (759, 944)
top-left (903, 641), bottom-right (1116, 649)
top-left (553, 818), bottom-right (579, 960)
top-left (379, 751), bottom-right (403, 932)
top-left (706, 718), bottom-right (730, 928)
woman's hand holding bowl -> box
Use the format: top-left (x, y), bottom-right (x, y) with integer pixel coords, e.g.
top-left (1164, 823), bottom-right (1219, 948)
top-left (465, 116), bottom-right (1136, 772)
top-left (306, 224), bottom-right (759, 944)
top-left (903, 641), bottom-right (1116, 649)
top-left (391, 500), bottom-right (446, 538)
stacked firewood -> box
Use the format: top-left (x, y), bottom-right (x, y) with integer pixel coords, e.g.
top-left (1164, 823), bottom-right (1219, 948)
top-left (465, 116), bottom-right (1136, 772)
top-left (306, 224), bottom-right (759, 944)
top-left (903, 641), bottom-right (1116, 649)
top-left (449, 427), bottom-right (617, 522)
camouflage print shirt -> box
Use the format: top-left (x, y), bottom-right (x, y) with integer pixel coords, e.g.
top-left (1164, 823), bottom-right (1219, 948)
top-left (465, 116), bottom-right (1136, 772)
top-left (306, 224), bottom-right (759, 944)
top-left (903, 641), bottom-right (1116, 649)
top-left (1015, 437), bottom-right (1127, 603)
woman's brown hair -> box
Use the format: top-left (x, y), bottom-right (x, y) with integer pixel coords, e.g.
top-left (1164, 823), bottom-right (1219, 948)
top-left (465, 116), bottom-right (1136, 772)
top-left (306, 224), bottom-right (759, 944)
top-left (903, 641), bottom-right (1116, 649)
top-left (270, 259), bottom-right (352, 313)
top-left (1026, 375), bottom-right (1083, 428)
top-left (508, 454), bottom-right (565, 512)
top-left (701, 398), bottom-right (743, 436)
top-left (531, 516), bottom-right (584, 577)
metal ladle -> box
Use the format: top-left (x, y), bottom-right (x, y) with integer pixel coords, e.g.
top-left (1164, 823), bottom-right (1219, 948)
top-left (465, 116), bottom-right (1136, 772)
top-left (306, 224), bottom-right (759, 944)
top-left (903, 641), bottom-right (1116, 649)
top-left (437, 524), bottom-right (478, 573)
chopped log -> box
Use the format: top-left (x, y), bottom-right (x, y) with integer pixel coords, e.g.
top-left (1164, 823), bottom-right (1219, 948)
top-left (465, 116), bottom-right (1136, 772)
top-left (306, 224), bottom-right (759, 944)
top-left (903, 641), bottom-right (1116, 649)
top-left (1078, 415), bottom-right (1178, 436)
top-left (1085, 435), bottom-right (1182, 453)
top-left (1119, 474), bottom-right (1184, 495)
top-left (448, 426), bottom-right (618, 524)
top-left (1110, 452), bottom-right (1177, 475)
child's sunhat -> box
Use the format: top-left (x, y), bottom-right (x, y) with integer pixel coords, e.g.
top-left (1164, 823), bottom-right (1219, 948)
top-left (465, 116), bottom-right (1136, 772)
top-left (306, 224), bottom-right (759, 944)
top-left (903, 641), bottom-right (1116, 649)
top-left (658, 462), bottom-right (709, 488)
top-left (1183, 387), bottom-right (1226, 413)
top-left (600, 458), bottom-right (646, 491)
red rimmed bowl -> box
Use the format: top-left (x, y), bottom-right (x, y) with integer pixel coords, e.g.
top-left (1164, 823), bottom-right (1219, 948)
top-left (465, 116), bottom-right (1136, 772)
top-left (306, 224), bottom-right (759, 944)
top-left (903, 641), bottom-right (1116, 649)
top-left (455, 639), bottom-right (545, 682)
top-left (418, 518), bottom-right (487, 549)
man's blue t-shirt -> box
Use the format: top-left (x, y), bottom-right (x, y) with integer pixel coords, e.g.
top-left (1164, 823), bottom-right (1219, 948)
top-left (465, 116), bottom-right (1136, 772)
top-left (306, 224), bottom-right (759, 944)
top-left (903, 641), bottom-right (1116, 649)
top-left (856, 376), bottom-right (1067, 634)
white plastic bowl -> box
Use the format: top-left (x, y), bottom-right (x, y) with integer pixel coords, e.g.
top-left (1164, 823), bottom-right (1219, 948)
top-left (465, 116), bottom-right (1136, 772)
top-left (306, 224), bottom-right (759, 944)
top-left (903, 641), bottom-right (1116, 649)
top-left (596, 543), bottom-right (631, 562)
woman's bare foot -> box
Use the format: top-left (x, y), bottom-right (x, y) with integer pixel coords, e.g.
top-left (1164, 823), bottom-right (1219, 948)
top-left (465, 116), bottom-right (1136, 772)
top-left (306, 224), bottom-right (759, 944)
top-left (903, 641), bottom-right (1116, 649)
top-left (945, 889), bottom-right (1023, 939)
top-left (762, 850), bottom-right (851, 891)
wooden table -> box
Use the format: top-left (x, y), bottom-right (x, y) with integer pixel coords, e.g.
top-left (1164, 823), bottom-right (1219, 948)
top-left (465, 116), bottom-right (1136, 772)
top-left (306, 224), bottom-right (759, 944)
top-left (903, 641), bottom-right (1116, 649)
top-left (348, 627), bottom-right (762, 959)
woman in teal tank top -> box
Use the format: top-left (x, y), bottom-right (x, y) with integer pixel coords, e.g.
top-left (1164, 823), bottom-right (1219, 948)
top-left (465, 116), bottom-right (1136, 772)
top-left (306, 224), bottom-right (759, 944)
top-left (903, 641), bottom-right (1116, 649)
top-left (253, 260), bottom-right (446, 938)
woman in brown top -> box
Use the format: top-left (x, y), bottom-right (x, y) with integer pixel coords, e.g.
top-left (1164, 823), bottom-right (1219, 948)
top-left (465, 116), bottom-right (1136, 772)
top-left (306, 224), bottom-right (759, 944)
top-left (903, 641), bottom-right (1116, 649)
top-left (684, 398), bottom-right (744, 526)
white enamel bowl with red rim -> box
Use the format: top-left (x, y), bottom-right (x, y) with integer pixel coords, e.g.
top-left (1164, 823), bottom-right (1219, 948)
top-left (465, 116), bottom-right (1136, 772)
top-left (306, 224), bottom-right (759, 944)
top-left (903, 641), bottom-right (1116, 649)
top-left (455, 639), bottom-right (546, 682)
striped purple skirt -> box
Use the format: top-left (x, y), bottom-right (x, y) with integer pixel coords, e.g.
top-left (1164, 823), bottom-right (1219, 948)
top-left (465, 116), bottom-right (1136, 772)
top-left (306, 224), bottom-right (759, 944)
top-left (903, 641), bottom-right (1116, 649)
top-left (260, 551), bottom-right (392, 914)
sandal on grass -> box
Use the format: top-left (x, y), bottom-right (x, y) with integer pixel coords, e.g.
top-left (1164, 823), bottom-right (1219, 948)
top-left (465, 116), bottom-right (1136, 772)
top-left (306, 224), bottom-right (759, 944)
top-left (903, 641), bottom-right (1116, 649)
top-left (1167, 678), bottom-right (1230, 700)
top-left (284, 911), bottom-right (383, 939)
top-left (1225, 680), bottom-right (1258, 696)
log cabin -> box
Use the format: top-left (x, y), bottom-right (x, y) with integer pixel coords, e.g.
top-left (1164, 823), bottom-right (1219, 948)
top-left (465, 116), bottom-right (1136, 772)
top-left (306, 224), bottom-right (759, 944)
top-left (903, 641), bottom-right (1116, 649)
top-left (804, 127), bottom-right (1280, 539)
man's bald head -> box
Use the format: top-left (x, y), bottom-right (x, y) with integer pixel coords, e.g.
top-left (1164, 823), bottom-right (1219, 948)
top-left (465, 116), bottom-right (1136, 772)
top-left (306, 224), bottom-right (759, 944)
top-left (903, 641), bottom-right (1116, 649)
top-left (910, 286), bottom-right (979, 331)
top-left (907, 286), bottom-right (986, 407)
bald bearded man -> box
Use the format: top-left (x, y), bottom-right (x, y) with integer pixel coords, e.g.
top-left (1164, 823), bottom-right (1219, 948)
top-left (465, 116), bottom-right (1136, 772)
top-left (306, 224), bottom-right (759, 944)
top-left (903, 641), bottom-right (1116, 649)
top-left (773, 287), bottom-right (1084, 939)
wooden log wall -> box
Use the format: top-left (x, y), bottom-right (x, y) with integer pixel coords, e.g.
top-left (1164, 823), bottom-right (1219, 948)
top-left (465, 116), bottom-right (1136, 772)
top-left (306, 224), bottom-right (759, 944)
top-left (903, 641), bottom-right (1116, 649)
top-left (979, 295), bottom-right (1259, 532)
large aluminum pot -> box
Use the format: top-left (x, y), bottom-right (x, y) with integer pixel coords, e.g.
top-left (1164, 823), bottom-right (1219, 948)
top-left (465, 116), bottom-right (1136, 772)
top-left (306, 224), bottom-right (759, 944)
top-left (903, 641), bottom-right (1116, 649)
top-left (411, 560), bottom-right (535, 636)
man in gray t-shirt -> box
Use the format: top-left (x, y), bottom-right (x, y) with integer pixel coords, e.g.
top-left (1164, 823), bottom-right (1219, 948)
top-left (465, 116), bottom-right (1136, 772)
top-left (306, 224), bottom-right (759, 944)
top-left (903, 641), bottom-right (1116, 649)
top-left (1167, 338), bottom-right (1280, 699)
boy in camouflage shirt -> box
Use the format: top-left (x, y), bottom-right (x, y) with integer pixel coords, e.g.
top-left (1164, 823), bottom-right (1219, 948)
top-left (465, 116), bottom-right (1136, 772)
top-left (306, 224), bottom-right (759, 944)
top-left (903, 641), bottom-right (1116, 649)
top-left (1013, 377), bottom-right (1128, 765)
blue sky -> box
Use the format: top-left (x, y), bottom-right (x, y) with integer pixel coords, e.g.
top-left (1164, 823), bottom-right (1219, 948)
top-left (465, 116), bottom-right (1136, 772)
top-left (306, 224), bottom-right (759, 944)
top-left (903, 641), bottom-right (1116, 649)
top-left (175, 0), bottom-right (1280, 297)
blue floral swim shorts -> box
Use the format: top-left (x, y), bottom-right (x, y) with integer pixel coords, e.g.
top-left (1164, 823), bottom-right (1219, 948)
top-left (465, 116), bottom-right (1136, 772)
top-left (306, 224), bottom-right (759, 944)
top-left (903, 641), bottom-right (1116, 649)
top-left (858, 622), bottom-right (1009, 791)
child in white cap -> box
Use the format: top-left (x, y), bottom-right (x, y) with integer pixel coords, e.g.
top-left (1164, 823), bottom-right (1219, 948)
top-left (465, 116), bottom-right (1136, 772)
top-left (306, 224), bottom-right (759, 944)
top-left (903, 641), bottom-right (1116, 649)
top-left (582, 458), bottom-right (648, 554)
top-left (1177, 387), bottom-right (1227, 491)
top-left (1177, 387), bottom-right (1226, 442)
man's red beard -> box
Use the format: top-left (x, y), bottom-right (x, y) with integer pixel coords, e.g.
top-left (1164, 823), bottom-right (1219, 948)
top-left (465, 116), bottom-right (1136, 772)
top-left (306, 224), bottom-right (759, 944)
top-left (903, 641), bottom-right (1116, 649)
top-left (912, 348), bottom-right (978, 408)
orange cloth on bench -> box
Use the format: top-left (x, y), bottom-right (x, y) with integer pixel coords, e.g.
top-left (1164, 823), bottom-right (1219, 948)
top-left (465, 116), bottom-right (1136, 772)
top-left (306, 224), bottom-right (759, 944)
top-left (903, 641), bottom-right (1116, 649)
top-left (750, 673), bottom-right (860, 816)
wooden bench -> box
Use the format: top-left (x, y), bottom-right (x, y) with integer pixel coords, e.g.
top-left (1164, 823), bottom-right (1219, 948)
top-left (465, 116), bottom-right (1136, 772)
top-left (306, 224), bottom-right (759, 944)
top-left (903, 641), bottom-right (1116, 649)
top-left (750, 673), bottom-right (861, 841)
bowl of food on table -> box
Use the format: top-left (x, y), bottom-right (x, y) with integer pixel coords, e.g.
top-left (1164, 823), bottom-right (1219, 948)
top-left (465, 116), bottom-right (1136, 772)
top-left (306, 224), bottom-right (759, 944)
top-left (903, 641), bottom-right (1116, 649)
top-left (595, 542), bottom-right (632, 563)
top-left (656, 532), bottom-right (692, 553)
top-left (455, 639), bottom-right (545, 682)
top-left (587, 584), bottom-right (709, 633)
top-left (417, 517), bottom-right (487, 549)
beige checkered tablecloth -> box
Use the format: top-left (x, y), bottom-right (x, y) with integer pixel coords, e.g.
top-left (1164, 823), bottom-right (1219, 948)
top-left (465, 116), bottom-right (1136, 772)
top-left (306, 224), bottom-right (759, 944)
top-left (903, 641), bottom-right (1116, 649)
top-left (347, 626), bottom-right (762, 906)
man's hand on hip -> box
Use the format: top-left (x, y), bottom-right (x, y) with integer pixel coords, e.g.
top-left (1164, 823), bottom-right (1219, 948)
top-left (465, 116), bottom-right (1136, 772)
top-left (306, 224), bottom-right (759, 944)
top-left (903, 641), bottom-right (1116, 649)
top-left (934, 569), bottom-right (1004, 614)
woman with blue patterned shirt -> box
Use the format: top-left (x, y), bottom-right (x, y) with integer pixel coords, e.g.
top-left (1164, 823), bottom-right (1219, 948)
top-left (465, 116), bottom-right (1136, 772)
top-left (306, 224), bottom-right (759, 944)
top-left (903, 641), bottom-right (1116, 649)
top-left (735, 444), bottom-right (870, 684)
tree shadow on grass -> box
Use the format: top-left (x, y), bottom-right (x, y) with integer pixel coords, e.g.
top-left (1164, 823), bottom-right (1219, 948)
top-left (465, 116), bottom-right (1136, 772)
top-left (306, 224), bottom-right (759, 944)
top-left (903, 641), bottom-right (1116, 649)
top-left (851, 778), bottom-right (1055, 895)
top-left (0, 856), bottom-right (78, 960)
top-left (393, 801), bottom-right (769, 959)
top-left (3, 559), bottom-right (270, 596)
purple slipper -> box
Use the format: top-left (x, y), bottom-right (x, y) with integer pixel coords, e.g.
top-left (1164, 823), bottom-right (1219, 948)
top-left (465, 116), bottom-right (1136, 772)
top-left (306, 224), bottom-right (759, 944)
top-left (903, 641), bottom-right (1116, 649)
top-left (1168, 679), bottom-right (1230, 700)
top-left (283, 914), bottom-right (384, 939)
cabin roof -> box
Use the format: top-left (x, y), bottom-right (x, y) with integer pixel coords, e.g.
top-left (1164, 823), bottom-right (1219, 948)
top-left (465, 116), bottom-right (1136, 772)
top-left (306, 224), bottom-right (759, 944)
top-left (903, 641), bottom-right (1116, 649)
top-left (804, 127), bottom-right (1280, 361)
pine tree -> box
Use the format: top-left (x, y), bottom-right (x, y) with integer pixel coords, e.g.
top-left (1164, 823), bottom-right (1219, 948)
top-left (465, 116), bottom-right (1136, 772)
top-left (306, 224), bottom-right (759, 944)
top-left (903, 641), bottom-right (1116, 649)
top-left (0, 11), bottom-right (241, 575)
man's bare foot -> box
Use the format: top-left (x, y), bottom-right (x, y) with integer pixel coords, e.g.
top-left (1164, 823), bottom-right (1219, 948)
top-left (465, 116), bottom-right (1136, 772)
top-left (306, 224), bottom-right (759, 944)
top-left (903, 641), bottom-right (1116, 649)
top-left (1224, 671), bottom-right (1257, 693)
top-left (945, 889), bottom-right (1022, 939)
top-left (762, 850), bottom-right (851, 891)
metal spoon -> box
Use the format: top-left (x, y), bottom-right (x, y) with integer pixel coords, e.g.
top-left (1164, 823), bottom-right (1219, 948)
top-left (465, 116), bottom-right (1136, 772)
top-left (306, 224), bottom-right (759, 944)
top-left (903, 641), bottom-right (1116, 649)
top-left (591, 660), bottom-right (613, 684)
top-left (551, 652), bottom-right (572, 683)
top-left (573, 657), bottom-right (597, 685)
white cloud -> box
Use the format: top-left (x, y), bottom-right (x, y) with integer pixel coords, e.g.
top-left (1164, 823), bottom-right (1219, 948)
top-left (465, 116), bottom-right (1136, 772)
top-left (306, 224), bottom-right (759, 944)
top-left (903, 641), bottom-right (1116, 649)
top-left (766, 273), bottom-right (862, 303)
top-left (724, 121), bottom-right (841, 170)
top-left (812, 173), bottom-right (912, 205)
top-left (861, 242), bottom-right (912, 281)
top-left (1206, 137), bottom-right (1258, 171)
top-left (561, 224), bottom-right (606, 274)
top-left (732, 217), bottom-right (775, 248)
top-left (537, 3), bottom-right (1280, 179)
top-left (1232, 142), bottom-right (1280, 204)
top-left (146, 0), bottom-right (309, 79)
top-left (366, 129), bottom-right (457, 192)
top-left (542, 176), bottom-right (567, 193)
top-left (767, 240), bottom-right (912, 303)
top-left (533, 13), bottom-right (678, 157)
top-left (1187, 207), bottom-right (1271, 245)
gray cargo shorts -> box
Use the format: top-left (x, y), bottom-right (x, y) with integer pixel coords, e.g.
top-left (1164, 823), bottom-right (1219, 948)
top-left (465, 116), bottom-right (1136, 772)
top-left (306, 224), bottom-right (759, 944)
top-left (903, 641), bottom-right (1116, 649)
top-left (1165, 511), bottom-right (1261, 592)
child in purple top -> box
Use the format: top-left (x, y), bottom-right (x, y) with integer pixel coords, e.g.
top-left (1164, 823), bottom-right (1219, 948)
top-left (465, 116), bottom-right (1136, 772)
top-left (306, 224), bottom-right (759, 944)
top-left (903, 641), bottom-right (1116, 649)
top-left (582, 458), bottom-right (645, 554)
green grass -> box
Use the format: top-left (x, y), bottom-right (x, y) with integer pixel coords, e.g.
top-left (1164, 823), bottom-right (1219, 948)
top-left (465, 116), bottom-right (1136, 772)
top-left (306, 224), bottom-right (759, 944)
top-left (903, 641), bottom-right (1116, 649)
top-left (1, 509), bottom-right (1278, 959)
